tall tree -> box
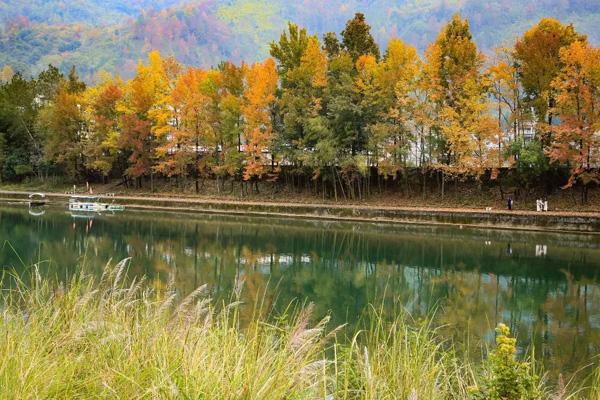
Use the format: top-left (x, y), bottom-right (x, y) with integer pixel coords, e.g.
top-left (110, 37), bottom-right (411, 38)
top-left (295, 36), bottom-right (331, 184)
top-left (269, 23), bottom-right (310, 82)
top-left (514, 18), bottom-right (586, 127)
top-left (487, 48), bottom-right (523, 142)
top-left (37, 64), bottom-right (87, 179)
top-left (414, 43), bottom-right (444, 169)
top-left (322, 32), bottom-right (341, 59)
top-left (82, 73), bottom-right (123, 179)
top-left (36, 65), bottom-right (64, 104)
top-left (436, 14), bottom-right (480, 107)
top-left (326, 52), bottom-right (362, 157)
top-left (156, 67), bottom-right (220, 193)
top-left (0, 73), bottom-right (40, 181)
top-left (118, 51), bottom-right (176, 188)
top-left (369, 38), bottom-right (420, 175)
top-left (439, 76), bottom-right (497, 174)
top-left (37, 86), bottom-right (85, 179)
top-left (276, 35), bottom-right (328, 167)
top-left (216, 61), bottom-right (246, 184)
top-left (341, 13), bottom-right (380, 62)
top-left (431, 14), bottom-right (495, 178)
top-left (242, 58), bottom-right (278, 183)
top-left (549, 41), bottom-right (600, 202)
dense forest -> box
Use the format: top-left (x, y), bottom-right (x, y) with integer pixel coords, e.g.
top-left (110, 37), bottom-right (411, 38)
top-left (1, 0), bottom-right (599, 80)
top-left (0, 14), bottom-right (598, 202)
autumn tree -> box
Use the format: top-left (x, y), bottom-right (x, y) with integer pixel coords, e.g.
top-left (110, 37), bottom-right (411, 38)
top-left (82, 73), bottom-right (123, 180)
top-left (242, 58), bottom-right (278, 187)
top-left (549, 41), bottom-right (600, 202)
top-left (514, 19), bottom-right (586, 128)
top-left (156, 67), bottom-right (220, 193)
top-left (275, 34), bottom-right (328, 169)
top-left (36, 66), bottom-right (87, 180)
top-left (439, 77), bottom-right (497, 174)
top-left (215, 61), bottom-right (246, 188)
top-left (436, 14), bottom-right (479, 106)
top-left (431, 15), bottom-right (496, 179)
top-left (293, 36), bottom-right (332, 193)
top-left (414, 43), bottom-right (444, 170)
top-left (487, 48), bottom-right (523, 142)
top-left (368, 39), bottom-right (420, 177)
top-left (118, 51), bottom-right (176, 189)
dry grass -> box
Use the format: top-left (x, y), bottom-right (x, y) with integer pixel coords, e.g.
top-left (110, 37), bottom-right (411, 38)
top-left (0, 260), bottom-right (599, 399)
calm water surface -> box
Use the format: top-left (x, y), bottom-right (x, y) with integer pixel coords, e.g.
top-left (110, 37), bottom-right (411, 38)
top-left (2, 204), bottom-right (600, 375)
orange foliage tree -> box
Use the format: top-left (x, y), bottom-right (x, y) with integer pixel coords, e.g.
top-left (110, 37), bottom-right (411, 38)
top-left (549, 41), bottom-right (600, 202)
top-left (155, 67), bottom-right (220, 192)
top-left (241, 58), bottom-right (278, 184)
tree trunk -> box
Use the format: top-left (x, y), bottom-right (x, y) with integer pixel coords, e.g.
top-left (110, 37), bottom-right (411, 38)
top-left (332, 166), bottom-right (338, 202)
top-left (422, 168), bottom-right (426, 198)
top-left (441, 172), bottom-right (445, 200)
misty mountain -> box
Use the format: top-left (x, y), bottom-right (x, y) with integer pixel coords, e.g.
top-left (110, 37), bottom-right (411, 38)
top-left (1, 0), bottom-right (599, 81)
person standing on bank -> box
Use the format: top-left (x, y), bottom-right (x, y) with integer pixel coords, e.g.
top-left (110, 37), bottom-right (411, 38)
top-left (507, 196), bottom-right (513, 211)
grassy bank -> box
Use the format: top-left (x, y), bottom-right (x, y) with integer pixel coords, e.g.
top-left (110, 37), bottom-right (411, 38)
top-left (0, 261), bottom-right (598, 399)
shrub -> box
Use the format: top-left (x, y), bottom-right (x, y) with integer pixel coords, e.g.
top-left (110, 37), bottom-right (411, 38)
top-left (470, 323), bottom-right (544, 400)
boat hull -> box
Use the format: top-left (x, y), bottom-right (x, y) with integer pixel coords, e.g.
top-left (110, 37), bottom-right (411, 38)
top-left (69, 202), bottom-right (110, 212)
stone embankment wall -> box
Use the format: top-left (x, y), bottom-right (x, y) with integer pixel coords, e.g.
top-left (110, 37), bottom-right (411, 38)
top-left (1, 190), bottom-right (599, 233)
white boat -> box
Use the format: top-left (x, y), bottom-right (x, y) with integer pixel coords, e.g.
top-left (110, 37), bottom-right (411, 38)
top-left (68, 195), bottom-right (125, 212)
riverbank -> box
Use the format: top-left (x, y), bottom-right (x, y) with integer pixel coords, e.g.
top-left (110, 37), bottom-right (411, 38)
top-left (1, 189), bottom-right (600, 233)
top-left (2, 179), bottom-right (600, 211)
top-left (0, 261), bottom-right (593, 399)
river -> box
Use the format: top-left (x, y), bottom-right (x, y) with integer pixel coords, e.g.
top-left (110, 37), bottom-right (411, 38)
top-left (1, 204), bottom-right (600, 376)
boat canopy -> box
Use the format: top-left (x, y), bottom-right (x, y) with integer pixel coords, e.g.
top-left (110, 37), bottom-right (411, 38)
top-left (29, 193), bottom-right (46, 199)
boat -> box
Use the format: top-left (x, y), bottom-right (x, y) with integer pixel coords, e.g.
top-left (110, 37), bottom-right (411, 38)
top-left (28, 193), bottom-right (48, 207)
top-left (68, 195), bottom-right (125, 212)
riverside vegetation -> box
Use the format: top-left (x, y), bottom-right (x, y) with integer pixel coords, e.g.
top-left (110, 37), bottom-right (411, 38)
top-left (1, 259), bottom-right (600, 399)
top-left (0, 13), bottom-right (599, 204)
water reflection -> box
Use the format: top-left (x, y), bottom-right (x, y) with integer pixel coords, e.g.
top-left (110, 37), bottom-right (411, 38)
top-left (1, 205), bottom-right (600, 375)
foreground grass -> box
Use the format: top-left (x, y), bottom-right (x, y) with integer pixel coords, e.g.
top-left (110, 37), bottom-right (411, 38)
top-left (0, 261), bottom-right (597, 399)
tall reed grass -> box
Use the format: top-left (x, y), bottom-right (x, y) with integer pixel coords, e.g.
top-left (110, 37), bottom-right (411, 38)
top-left (0, 260), bottom-right (597, 399)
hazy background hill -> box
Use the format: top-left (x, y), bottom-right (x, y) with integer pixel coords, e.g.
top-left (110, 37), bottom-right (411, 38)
top-left (1, 0), bottom-right (599, 81)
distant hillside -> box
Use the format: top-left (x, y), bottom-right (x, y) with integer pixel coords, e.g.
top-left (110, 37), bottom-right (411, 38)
top-left (0, 0), bottom-right (185, 26)
top-left (1, 0), bottom-right (599, 81)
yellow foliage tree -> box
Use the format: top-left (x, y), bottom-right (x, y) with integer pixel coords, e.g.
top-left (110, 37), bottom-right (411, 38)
top-left (242, 58), bottom-right (278, 182)
top-left (369, 39), bottom-right (420, 176)
top-left (82, 72), bottom-right (123, 179)
top-left (117, 51), bottom-right (178, 187)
